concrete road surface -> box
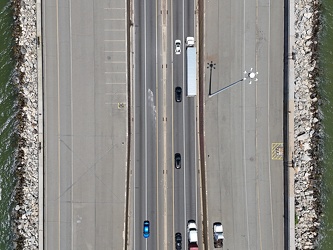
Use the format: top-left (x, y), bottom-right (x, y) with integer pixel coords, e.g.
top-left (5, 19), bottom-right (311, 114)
top-left (203, 0), bottom-right (285, 249)
top-left (43, 0), bottom-right (128, 249)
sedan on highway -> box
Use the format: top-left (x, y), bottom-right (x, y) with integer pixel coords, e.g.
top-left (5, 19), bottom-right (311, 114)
top-left (175, 232), bottom-right (182, 249)
top-left (175, 39), bottom-right (181, 55)
top-left (175, 87), bottom-right (182, 102)
top-left (175, 153), bottom-right (181, 169)
top-left (143, 220), bottom-right (150, 238)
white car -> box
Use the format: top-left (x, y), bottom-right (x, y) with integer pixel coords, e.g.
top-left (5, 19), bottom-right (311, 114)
top-left (175, 39), bottom-right (181, 55)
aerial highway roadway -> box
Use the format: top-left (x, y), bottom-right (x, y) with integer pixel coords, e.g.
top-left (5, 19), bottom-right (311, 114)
top-left (42, 0), bottom-right (286, 249)
top-left (132, 0), bottom-right (198, 249)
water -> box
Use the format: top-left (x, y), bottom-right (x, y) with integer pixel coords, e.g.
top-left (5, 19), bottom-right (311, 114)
top-left (318, 0), bottom-right (333, 249)
top-left (0, 0), bottom-right (18, 249)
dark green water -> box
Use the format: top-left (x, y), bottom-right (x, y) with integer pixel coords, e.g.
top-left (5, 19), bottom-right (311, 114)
top-left (319, 0), bottom-right (333, 249)
top-left (0, 0), bottom-right (18, 249)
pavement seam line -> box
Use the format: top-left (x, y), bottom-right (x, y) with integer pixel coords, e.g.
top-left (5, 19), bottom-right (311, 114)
top-left (36, 0), bottom-right (44, 249)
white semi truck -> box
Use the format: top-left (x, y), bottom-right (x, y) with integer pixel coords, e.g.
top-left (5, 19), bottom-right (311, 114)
top-left (186, 37), bottom-right (196, 97)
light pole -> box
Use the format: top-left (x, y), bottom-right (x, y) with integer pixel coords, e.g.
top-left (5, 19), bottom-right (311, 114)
top-left (208, 63), bottom-right (258, 97)
top-left (207, 61), bottom-right (216, 96)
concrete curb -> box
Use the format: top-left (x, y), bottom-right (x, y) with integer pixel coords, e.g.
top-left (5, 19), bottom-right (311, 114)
top-left (197, 0), bottom-right (209, 249)
top-left (287, 0), bottom-right (295, 249)
top-left (36, 0), bottom-right (44, 249)
top-left (124, 0), bottom-right (133, 248)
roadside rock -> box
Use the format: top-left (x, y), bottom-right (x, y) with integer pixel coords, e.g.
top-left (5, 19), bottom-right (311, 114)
top-left (12, 0), bottom-right (39, 249)
top-left (293, 0), bottom-right (322, 249)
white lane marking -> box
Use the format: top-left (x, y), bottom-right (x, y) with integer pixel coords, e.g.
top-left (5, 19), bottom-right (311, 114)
top-left (56, 0), bottom-right (61, 247)
top-left (170, 0), bottom-right (175, 243)
top-left (267, 1), bottom-right (275, 248)
top-left (104, 39), bottom-right (126, 41)
top-left (195, 104), bottom-right (198, 221)
top-left (159, 0), bottom-right (164, 249)
top-left (104, 29), bottom-right (126, 31)
top-left (170, 0), bottom-right (177, 245)
top-left (103, 19), bottom-right (126, 21)
top-left (182, 0), bottom-right (187, 230)
top-left (242, 0), bottom-right (250, 248)
top-left (104, 61), bottom-right (126, 63)
top-left (254, 0), bottom-right (262, 247)
top-left (193, 0), bottom-right (198, 222)
top-left (69, 0), bottom-right (74, 248)
top-left (133, 2), bottom-right (137, 246)
top-left (161, 0), bottom-right (170, 246)
top-left (254, 1), bottom-right (265, 249)
top-left (105, 82), bottom-right (126, 84)
top-left (144, 0), bottom-right (148, 249)
top-left (103, 7), bottom-right (124, 10)
top-left (104, 50), bottom-right (126, 52)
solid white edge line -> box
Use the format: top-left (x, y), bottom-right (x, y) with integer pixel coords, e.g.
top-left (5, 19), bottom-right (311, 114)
top-left (69, 0), bottom-right (74, 248)
top-left (267, 1), bottom-right (275, 248)
top-left (255, 1), bottom-right (264, 249)
top-left (170, 0), bottom-right (175, 247)
top-left (56, 0), bottom-right (61, 248)
top-left (194, 0), bottom-right (198, 224)
top-left (242, 0), bottom-right (250, 248)
top-left (182, 0), bottom-right (187, 232)
top-left (156, 0), bottom-right (160, 248)
top-left (36, 0), bottom-right (44, 248)
top-left (133, 0), bottom-right (137, 247)
top-left (69, 0), bottom-right (78, 247)
top-left (144, 0), bottom-right (148, 249)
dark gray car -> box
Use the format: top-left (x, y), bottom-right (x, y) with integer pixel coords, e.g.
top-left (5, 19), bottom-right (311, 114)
top-left (175, 153), bottom-right (181, 169)
top-left (175, 232), bottom-right (182, 249)
top-left (175, 87), bottom-right (182, 102)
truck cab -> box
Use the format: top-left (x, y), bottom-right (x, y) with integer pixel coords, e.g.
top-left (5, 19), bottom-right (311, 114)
top-left (186, 37), bottom-right (195, 47)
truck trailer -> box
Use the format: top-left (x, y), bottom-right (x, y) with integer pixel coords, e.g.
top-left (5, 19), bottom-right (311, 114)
top-left (186, 37), bottom-right (196, 97)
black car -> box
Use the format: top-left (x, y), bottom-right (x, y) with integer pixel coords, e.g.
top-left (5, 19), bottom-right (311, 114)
top-left (175, 87), bottom-right (182, 102)
top-left (175, 153), bottom-right (181, 169)
top-left (175, 232), bottom-right (182, 250)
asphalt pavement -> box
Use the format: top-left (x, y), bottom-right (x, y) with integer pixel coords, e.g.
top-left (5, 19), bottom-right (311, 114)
top-left (132, 0), bottom-right (198, 249)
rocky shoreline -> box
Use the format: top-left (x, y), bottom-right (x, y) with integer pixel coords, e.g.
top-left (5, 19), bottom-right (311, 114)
top-left (12, 0), bottom-right (39, 249)
top-left (8, 0), bottom-right (323, 249)
top-left (293, 0), bottom-right (322, 249)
